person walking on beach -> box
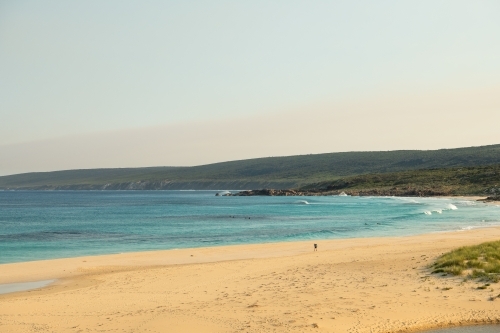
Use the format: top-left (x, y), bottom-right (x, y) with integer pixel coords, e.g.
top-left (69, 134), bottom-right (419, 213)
top-left (314, 243), bottom-right (317, 251)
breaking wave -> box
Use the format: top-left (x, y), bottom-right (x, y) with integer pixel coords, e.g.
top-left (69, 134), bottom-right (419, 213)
top-left (392, 197), bottom-right (420, 204)
top-left (295, 200), bottom-right (310, 205)
top-left (458, 200), bottom-right (476, 206)
top-left (461, 226), bottom-right (475, 230)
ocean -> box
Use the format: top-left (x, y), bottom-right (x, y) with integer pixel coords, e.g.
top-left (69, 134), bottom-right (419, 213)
top-left (0, 190), bottom-right (499, 264)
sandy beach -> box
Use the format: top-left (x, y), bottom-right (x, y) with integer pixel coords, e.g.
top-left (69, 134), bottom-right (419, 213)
top-left (1, 227), bottom-right (500, 333)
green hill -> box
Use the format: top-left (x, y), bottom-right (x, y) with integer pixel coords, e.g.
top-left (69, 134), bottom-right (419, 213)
top-left (1, 144), bottom-right (500, 190)
top-left (300, 164), bottom-right (500, 197)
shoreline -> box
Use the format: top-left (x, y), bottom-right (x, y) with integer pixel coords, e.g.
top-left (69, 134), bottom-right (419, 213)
top-left (2, 216), bottom-right (499, 277)
top-left (2, 194), bottom-right (498, 267)
top-left (1, 228), bottom-right (500, 332)
top-left (0, 217), bottom-right (498, 278)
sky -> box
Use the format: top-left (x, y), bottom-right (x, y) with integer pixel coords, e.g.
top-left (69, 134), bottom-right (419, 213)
top-left (1, 1), bottom-right (499, 175)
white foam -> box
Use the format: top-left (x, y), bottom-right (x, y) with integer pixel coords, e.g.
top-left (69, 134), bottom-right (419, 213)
top-left (424, 211), bottom-right (432, 215)
top-left (447, 204), bottom-right (458, 210)
top-left (459, 224), bottom-right (496, 231)
top-left (295, 200), bottom-right (309, 205)
top-left (461, 226), bottom-right (475, 230)
top-left (433, 209), bottom-right (443, 214)
top-left (458, 200), bottom-right (476, 206)
top-left (393, 197), bottom-right (420, 204)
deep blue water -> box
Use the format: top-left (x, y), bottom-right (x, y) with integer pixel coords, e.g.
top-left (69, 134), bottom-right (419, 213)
top-left (0, 191), bottom-right (499, 264)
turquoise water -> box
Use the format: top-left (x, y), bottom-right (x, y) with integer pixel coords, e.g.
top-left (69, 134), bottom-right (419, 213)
top-left (0, 191), bottom-right (499, 264)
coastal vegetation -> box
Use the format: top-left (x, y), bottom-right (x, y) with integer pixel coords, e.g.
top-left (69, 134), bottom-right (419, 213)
top-left (1, 144), bottom-right (500, 191)
top-left (299, 164), bottom-right (500, 197)
top-left (431, 241), bottom-right (500, 283)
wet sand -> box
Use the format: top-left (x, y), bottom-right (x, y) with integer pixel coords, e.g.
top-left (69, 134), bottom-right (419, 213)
top-left (1, 227), bottom-right (500, 333)
top-left (425, 325), bottom-right (500, 333)
top-left (0, 279), bottom-right (55, 295)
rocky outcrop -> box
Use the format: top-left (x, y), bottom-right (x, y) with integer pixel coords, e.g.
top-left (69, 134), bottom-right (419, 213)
top-left (235, 189), bottom-right (305, 196)
top-left (231, 186), bottom-right (452, 197)
top-left (483, 195), bottom-right (500, 202)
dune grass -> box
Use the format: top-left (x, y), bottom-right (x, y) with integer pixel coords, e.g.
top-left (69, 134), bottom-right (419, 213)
top-left (431, 240), bottom-right (500, 283)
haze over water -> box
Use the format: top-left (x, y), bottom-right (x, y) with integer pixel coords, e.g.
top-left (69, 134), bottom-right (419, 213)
top-left (1, 191), bottom-right (499, 264)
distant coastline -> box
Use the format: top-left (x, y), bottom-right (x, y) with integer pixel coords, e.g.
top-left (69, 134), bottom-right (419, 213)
top-left (0, 180), bottom-right (297, 191)
top-left (1, 144), bottom-right (500, 193)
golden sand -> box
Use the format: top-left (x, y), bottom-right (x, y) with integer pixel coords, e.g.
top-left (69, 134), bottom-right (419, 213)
top-left (1, 227), bottom-right (500, 333)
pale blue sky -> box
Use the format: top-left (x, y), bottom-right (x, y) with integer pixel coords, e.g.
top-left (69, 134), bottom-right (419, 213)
top-left (1, 1), bottom-right (499, 174)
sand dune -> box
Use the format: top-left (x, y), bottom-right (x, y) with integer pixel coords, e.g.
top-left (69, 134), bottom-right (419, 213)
top-left (1, 228), bottom-right (500, 332)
